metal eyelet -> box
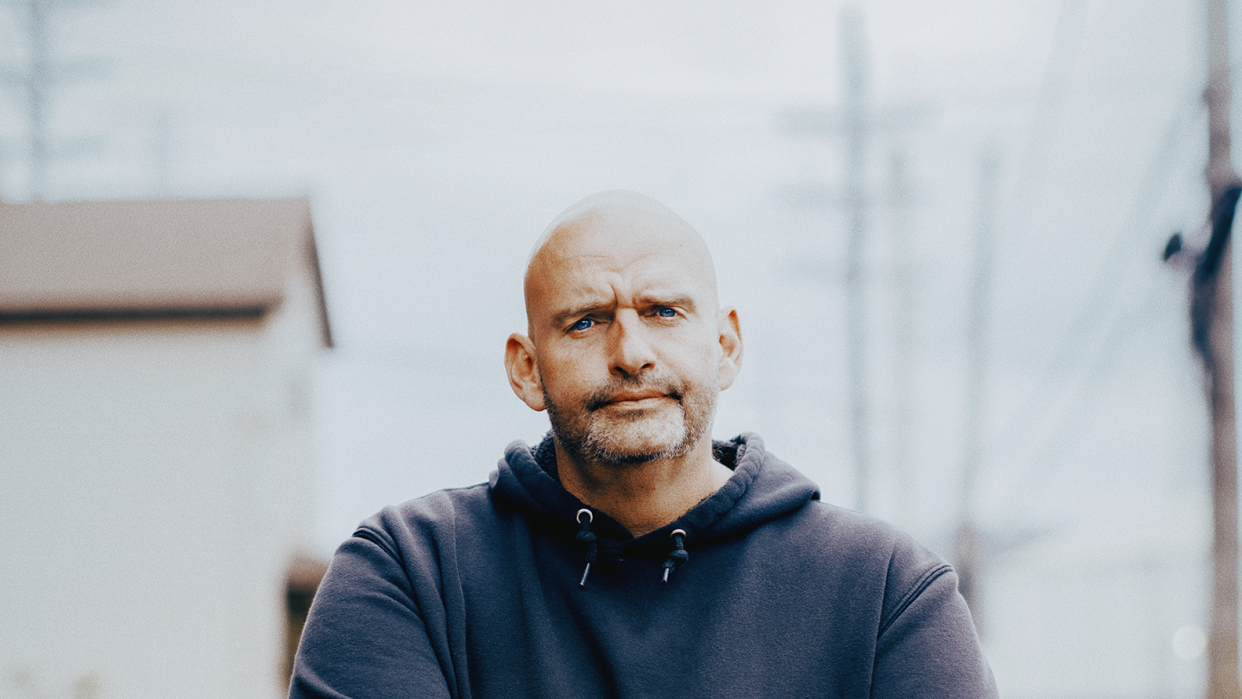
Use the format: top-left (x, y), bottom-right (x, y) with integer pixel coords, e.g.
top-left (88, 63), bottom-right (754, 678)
top-left (670, 528), bottom-right (686, 538)
top-left (577, 508), bottom-right (593, 524)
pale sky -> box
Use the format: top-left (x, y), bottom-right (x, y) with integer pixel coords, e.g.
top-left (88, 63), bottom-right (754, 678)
top-left (0, 1), bottom-right (1226, 694)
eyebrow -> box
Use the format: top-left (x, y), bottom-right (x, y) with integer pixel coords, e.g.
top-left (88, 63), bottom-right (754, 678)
top-left (549, 293), bottom-right (698, 329)
top-left (638, 293), bottom-right (697, 315)
top-left (551, 303), bottom-right (609, 329)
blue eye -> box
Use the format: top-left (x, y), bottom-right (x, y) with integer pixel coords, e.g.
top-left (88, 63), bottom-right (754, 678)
top-left (572, 318), bottom-right (595, 331)
top-left (656, 307), bottom-right (677, 318)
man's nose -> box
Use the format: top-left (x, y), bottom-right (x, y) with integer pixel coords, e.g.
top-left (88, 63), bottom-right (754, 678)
top-left (608, 310), bottom-right (656, 377)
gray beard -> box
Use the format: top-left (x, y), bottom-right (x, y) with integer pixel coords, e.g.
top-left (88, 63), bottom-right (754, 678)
top-left (544, 375), bottom-right (716, 468)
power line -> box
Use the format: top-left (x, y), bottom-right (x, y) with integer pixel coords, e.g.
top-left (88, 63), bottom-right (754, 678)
top-left (938, 0), bottom-right (1087, 519)
top-left (996, 0), bottom-right (1088, 216)
top-left (995, 263), bottom-right (1174, 518)
top-left (985, 91), bottom-right (1202, 501)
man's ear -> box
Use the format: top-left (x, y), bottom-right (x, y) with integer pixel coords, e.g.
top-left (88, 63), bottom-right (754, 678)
top-left (505, 333), bottom-right (546, 411)
top-left (716, 307), bottom-right (743, 390)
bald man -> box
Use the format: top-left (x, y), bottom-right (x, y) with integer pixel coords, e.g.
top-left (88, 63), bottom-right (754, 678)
top-left (290, 192), bottom-right (998, 699)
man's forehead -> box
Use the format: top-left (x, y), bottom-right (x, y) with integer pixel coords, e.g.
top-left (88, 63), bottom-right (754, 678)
top-left (525, 192), bottom-right (716, 299)
top-left (537, 206), bottom-right (694, 259)
top-left (540, 257), bottom-right (699, 305)
top-left (521, 193), bottom-right (720, 336)
top-left (534, 234), bottom-right (700, 277)
top-left (529, 252), bottom-right (707, 331)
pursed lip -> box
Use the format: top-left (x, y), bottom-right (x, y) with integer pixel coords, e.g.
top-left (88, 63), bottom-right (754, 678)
top-left (605, 390), bottom-right (667, 406)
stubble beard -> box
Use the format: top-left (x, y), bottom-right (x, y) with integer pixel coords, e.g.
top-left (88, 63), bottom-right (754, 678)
top-left (544, 373), bottom-right (717, 468)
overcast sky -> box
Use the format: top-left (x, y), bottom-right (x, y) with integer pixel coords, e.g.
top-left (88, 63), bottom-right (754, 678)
top-left (0, 2), bottom-right (1228, 691)
top-left (0, 0), bottom-right (1214, 538)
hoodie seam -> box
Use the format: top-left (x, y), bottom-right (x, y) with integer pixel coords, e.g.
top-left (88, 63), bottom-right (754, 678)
top-left (354, 524), bottom-right (400, 560)
top-left (354, 524), bottom-right (428, 603)
top-left (876, 563), bottom-right (951, 637)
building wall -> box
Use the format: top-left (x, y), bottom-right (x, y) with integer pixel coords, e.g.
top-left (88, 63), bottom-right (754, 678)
top-left (0, 254), bottom-right (324, 699)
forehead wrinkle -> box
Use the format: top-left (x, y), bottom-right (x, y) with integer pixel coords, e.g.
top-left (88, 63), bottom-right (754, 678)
top-left (634, 291), bottom-right (698, 314)
top-left (539, 255), bottom-right (698, 312)
top-left (523, 192), bottom-right (720, 333)
top-left (547, 278), bottom-right (698, 331)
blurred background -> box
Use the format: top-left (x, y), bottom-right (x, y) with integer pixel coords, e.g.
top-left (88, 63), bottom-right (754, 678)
top-left (0, 0), bottom-right (1229, 696)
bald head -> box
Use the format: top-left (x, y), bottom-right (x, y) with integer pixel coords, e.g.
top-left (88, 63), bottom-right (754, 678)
top-left (524, 191), bottom-right (719, 337)
top-left (504, 191), bottom-right (743, 514)
top-left (504, 191), bottom-right (743, 458)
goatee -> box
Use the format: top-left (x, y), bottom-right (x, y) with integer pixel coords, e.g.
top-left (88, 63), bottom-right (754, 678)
top-left (544, 373), bottom-right (716, 468)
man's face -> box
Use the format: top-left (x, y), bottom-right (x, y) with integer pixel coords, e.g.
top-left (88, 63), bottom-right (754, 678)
top-left (522, 209), bottom-right (730, 468)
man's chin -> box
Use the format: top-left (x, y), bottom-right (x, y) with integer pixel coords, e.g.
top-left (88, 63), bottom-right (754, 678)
top-left (584, 412), bottom-right (689, 464)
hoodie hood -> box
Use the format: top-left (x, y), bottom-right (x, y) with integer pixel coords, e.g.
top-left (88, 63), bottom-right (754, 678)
top-left (489, 432), bottom-right (820, 582)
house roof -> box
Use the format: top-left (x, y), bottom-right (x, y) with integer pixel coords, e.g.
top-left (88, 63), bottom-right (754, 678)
top-left (0, 198), bottom-right (332, 346)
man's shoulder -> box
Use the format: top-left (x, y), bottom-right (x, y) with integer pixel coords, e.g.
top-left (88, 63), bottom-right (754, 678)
top-left (805, 500), bottom-right (948, 566)
top-left (779, 500), bottom-right (956, 613)
top-left (796, 501), bottom-right (940, 560)
top-left (715, 435), bottom-right (951, 591)
top-left (350, 482), bottom-right (496, 551)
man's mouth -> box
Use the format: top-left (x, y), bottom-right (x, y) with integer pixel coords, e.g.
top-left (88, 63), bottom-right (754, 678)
top-left (604, 394), bottom-right (668, 410)
top-left (608, 390), bottom-right (664, 404)
top-left (587, 384), bottom-right (682, 412)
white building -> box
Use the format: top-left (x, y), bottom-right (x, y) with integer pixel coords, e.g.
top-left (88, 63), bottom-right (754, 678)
top-left (0, 199), bottom-right (332, 699)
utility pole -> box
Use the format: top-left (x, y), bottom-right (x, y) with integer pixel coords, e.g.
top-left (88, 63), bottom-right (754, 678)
top-left (956, 147), bottom-right (1000, 630)
top-left (4, 0), bottom-right (105, 201)
top-left (780, 4), bottom-right (918, 514)
top-left (1200, 0), bottom-right (1241, 696)
top-left (25, 0), bottom-right (50, 200)
top-left (840, 4), bottom-right (872, 513)
top-left (887, 147), bottom-right (915, 527)
top-left (150, 110), bottom-right (174, 197)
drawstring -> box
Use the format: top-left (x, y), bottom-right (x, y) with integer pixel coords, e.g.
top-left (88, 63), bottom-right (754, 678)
top-left (576, 508), bottom-right (597, 587)
top-left (575, 513), bottom-right (690, 586)
top-left (662, 529), bottom-right (688, 584)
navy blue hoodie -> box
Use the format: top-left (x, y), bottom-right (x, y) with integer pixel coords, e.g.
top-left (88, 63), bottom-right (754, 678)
top-left (290, 433), bottom-right (998, 698)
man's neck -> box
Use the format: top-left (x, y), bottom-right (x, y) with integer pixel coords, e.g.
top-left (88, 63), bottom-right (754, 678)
top-left (554, 440), bottom-right (733, 537)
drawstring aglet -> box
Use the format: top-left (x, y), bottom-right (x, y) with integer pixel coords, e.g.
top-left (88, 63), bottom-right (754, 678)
top-left (662, 529), bottom-right (689, 585)
top-left (576, 508), bottom-right (597, 588)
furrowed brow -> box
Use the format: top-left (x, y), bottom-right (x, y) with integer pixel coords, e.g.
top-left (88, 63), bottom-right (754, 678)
top-left (550, 303), bottom-right (610, 329)
top-left (640, 294), bottom-right (697, 314)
